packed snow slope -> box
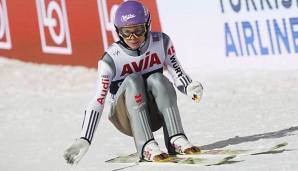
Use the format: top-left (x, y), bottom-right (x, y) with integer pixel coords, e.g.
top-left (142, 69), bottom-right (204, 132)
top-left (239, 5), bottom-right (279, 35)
top-left (0, 57), bottom-right (297, 171)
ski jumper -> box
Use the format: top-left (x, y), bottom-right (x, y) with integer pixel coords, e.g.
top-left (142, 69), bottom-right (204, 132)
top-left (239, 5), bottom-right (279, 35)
top-left (80, 32), bottom-right (193, 157)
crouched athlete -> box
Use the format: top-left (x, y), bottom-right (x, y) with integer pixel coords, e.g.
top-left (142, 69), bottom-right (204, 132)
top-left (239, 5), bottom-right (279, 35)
top-left (63, 0), bottom-right (203, 164)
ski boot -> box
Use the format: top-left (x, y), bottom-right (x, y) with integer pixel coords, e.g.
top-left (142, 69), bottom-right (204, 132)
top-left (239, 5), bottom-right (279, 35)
top-left (143, 140), bottom-right (171, 162)
top-left (170, 135), bottom-right (201, 155)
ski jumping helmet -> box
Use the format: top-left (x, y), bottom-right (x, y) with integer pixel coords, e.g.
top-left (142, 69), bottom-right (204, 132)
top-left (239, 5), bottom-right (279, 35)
top-left (114, 1), bottom-right (151, 44)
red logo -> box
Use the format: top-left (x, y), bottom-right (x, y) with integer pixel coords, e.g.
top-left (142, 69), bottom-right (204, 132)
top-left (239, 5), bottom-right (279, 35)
top-left (135, 94), bottom-right (142, 104)
top-left (167, 45), bottom-right (176, 56)
top-left (97, 78), bottom-right (110, 105)
top-left (0, 0), bottom-right (11, 49)
top-left (121, 52), bottom-right (161, 76)
top-left (36, 0), bottom-right (72, 54)
top-left (143, 150), bottom-right (152, 160)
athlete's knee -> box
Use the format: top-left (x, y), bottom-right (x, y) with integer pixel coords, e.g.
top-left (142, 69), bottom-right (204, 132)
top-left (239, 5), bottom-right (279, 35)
top-left (147, 73), bottom-right (176, 96)
top-left (125, 73), bottom-right (144, 89)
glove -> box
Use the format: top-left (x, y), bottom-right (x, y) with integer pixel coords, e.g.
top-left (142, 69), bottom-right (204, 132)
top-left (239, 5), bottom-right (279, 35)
top-left (186, 81), bottom-right (203, 103)
top-left (63, 138), bottom-right (90, 165)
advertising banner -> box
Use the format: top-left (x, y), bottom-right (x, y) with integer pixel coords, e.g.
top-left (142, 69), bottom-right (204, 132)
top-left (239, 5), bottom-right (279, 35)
top-left (157, 0), bottom-right (298, 71)
top-left (0, 0), bottom-right (297, 70)
top-left (0, 0), bottom-right (161, 67)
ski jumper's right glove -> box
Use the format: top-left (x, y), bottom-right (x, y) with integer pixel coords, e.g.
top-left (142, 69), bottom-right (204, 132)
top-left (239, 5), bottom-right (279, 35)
top-left (63, 138), bottom-right (90, 165)
top-left (186, 81), bottom-right (203, 103)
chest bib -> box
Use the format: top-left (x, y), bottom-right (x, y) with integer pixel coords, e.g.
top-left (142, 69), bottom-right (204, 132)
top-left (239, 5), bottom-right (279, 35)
top-left (106, 32), bottom-right (165, 95)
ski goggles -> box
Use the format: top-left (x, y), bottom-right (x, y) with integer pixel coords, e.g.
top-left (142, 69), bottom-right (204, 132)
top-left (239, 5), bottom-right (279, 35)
top-left (118, 24), bottom-right (147, 39)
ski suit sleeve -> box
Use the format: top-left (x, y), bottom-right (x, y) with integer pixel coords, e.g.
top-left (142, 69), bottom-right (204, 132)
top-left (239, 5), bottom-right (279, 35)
top-left (80, 55), bottom-right (115, 144)
top-left (163, 33), bottom-right (192, 94)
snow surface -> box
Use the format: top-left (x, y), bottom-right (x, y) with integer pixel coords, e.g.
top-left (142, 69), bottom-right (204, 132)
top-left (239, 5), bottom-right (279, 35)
top-left (0, 57), bottom-right (298, 171)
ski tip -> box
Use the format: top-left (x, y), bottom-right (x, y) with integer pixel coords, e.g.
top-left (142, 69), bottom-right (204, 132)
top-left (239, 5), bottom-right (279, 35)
top-left (272, 142), bottom-right (288, 149)
top-left (224, 155), bottom-right (237, 160)
top-left (277, 142), bottom-right (288, 147)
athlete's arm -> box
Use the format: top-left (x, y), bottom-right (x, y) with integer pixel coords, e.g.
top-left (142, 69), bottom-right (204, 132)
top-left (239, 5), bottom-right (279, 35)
top-left (162, 33), bottom-right (192, 94)
top-left (80, 55), bottom-right (115, 144)
top-left (163, 33), bottom-right (203, 102)
top-left (64, 54), bottom-right (115, 165)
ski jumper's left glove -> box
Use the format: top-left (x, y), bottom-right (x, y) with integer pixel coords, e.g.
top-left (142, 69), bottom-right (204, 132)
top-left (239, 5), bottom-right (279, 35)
top-left (186, 81), bottom-right (203, 103)
top-left (63, 138), bottom-right (90, 165)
